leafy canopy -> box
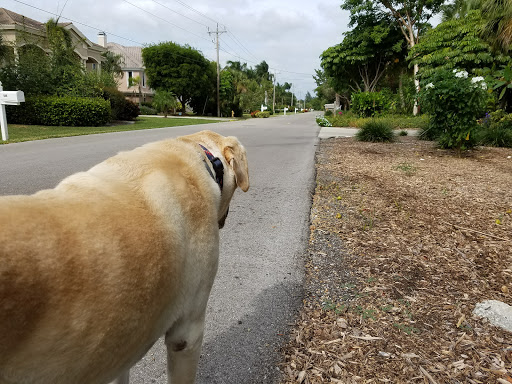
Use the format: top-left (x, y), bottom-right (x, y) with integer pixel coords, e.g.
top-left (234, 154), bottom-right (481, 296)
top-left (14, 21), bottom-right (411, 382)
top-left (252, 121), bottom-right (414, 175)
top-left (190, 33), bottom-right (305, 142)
top-left (341, 0), bottom-right (445, 48)
top-left (409, 10), bottom-right (509, 79)
top-left (142, 42), bottom-right (215, 112)
top-left (321, 12), bottom-right (407, 93)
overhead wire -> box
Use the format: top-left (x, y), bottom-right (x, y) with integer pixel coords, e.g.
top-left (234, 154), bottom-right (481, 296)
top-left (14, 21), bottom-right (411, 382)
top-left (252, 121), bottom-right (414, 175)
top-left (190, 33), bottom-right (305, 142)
top-left (166, 0), bottom-right (220, 26)
top-left (148, 0), bottom-right (211, 29)
top-left (10, 0), bottom-right (211, 65)
top-left (120, 0), bottom-right (211, 43)
top-left (10, 0), bottom-right (316, 91)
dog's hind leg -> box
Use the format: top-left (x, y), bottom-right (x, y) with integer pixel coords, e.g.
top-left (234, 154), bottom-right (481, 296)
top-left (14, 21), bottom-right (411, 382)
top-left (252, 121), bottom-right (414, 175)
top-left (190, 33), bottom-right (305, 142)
top-left (164, 313), bottom-right (206, 384)
top-left (109, 370), bottom-right (130, 384)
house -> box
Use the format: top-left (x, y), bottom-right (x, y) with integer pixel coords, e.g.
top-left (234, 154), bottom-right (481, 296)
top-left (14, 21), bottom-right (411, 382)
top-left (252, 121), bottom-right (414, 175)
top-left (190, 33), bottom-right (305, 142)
top-left (97, 33), bottom-right (154, 104)
top-left (0, 8), bottom-right (105, 70)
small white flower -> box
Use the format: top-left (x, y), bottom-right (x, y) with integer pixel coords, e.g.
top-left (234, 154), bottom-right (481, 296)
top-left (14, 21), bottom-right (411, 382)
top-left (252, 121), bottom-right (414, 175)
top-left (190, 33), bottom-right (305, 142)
top-left (454, 70), bottom-right (468, 78)
top-left (471, 76), bottom-right (487, 90)
top-left (425, 82), bottom-right (434, 89)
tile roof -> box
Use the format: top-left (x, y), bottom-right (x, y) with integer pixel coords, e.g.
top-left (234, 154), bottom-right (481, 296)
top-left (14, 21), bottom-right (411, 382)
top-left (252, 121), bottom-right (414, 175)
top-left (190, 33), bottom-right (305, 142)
top-left (0, 8), bottom-right (43, 30)
top-left (107, 42), bottom-right (144, 69)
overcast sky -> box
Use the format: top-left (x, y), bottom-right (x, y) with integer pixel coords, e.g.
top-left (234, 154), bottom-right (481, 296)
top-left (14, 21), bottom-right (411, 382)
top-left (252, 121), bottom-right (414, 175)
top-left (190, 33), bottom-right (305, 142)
top-left (4, 0), bottom-right (351, 98)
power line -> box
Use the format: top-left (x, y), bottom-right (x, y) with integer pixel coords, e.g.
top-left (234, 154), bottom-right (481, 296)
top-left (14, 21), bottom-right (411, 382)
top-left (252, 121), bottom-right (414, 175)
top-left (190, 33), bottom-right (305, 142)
top-left (9, 0), bottom-right (209, 65)
top-left (148, 0), bottom-right (261, 67)
top-left (10, 0), bottom-right (316, 89)
top-left (12, 0), bottom-right (145, 45)
top-left (167, 0), bottom-right (220, 26)
top-left (121, 0), bottom-right (211, 43)
top-left (225, 32), bottom-right (259, 63)
top-left (148, 0), bottom-right (211, 29)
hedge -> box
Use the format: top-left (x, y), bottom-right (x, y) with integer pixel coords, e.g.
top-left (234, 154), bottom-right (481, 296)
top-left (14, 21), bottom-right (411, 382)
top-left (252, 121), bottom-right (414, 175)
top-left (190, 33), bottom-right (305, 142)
top-left (101, 87), bottom-right (140, 121)
top-left (6, 96), bottom-right (111, 126)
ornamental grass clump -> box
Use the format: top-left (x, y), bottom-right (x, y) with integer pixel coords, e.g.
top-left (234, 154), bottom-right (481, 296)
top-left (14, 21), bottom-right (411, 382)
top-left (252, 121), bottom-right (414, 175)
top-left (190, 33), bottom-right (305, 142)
top-left (356, 120), bottom-right (394, 142)
top-left (418, 69), bottom-right (488, 151)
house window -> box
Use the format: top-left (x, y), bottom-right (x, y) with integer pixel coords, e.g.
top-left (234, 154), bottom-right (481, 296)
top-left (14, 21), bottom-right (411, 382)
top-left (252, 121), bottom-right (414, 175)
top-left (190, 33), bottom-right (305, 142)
top-left (127, 71), bottom-right (133, 87)
top-left (142, 73), bottom-right (145, 88)
top-left (92, 63), bottom-right (97, 70)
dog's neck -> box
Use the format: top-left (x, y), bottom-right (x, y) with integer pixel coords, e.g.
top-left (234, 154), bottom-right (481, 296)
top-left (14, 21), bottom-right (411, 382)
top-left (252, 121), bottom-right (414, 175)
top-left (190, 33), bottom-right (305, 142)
top-left (199, 144), bottom-right (224, 191)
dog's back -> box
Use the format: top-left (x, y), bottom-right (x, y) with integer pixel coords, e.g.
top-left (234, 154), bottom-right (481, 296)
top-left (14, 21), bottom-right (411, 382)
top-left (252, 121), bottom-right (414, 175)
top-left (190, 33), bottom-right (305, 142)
top-left (0, 139), bottom-right (218, 383)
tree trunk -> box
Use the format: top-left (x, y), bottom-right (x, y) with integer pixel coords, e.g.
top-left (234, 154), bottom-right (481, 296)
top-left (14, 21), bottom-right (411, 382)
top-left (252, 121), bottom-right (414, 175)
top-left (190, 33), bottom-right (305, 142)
top-left (399, 70), bottom-right (405, 111)
top-left (413, 63), bottom-right (420, 115)
top-left (408, 31), bottom-right (420, 116)
top-left (335, 93), bottom-right (341, 113)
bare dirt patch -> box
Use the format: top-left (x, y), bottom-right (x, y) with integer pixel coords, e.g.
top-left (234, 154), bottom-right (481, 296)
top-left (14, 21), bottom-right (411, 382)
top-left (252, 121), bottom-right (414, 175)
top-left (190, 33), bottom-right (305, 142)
top-left (280, 137), bottom-right (512, 383)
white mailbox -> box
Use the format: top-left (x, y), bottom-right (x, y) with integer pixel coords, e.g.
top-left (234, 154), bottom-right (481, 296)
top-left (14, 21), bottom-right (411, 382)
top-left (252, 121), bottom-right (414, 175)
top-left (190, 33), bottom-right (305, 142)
top-left (0, 82), bottom-right (25, 141)
top-left (0, 90), bottom-right (25, 105)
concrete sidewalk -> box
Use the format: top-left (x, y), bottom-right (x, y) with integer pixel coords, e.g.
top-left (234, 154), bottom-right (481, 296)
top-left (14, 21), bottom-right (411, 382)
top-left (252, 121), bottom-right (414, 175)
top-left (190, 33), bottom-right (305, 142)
top-left (319, 127), bottom-right (420, 139)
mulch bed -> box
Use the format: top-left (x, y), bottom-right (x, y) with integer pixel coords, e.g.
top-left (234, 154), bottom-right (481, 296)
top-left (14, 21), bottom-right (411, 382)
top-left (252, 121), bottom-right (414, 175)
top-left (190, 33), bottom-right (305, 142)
top-left (280, 136), bottom-right (512, 383)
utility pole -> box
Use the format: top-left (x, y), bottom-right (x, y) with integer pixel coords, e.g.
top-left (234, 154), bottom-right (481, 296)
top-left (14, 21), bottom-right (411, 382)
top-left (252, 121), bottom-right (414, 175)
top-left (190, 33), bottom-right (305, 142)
top-left (272, 71), bottom-right (276, 115)
top-left (208, 24), bottom-right (226, 117)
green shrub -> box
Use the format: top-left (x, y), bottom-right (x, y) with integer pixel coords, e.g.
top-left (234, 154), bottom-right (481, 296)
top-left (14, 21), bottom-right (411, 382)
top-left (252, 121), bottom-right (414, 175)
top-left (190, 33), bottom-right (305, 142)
top-left (351, 91), bottom-right (390, 117)
top-left (477, 110), bottom-right (512, 147)
top-left (356, 120), bottom-right (395, 142)
top-left (255, 111), bottom-right (270, 118)
top-left (250, 110), bottom-right (260, 118)
top-left (101, 87), bottom-right (140, 121)
top-left (6, 96), bottom-right (111, 126)
top-left (324, 109), bottom-right (333, 117)
top-left (418, 69), bottom-right (488, 150)
top-left (139, 105), bottom-right (158, 115)
top-left (329, 112), bottom-right (429, 130)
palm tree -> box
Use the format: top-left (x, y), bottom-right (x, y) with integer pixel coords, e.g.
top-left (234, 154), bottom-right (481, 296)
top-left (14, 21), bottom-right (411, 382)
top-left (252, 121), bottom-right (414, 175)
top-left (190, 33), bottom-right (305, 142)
top-left (481, 0), bottom-right (512, 53)
top-left (441, 0), bottom-right (482, 20)
top-left (101, 51), bottom-right (124, 79)
top-left (153, 89), bottom-right (178, 117)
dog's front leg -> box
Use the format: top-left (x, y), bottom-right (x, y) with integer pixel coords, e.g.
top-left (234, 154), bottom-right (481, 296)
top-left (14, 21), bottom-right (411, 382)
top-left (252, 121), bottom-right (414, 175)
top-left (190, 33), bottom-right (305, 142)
top-left (109, 370), bottom-right (130, 384)
top-left (165, 314), bottom-right (206, 384)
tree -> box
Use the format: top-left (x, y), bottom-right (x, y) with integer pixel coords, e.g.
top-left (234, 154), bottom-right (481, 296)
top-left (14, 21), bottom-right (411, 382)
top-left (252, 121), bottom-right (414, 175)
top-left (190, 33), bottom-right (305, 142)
top-left (142, 42), bottom-right (215, 113)
top-left (409, 10), bottom-right (509, 79)
top-left (440, 0), bottom-right (481, 20)
top-left (128, 75), bottom-right (143, 106)
top-left (321, 14), bottom-right (406, 94)
top-left (0, 34), bottom-right (13, 67)
top-left (152, 89), bottom-right (178, 117)
top-left (45, 18), bottom-right (84, 96)
top-left (480, 0), bottom-right (512, 53)
top-left (255, 60), bottom-right (271, 82)
top-left (313, 69), bottom-right (337, 109)
top-left (341, 0), bottom-right (446, 113)
top-left (0, 44), bottom-right (52, 95)
top-left (101, 50), bottom-right (124, 80)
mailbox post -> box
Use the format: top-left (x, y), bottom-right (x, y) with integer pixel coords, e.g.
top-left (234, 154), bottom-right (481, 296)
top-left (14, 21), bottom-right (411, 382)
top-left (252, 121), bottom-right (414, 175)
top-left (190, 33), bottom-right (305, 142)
top-left (0, 82), bottom-right (25, 141)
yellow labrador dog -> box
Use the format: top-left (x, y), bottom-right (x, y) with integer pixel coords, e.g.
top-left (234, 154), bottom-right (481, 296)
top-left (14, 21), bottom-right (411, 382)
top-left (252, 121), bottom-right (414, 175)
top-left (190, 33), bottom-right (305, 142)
top-left (0, 130), bottom-right (249, 384)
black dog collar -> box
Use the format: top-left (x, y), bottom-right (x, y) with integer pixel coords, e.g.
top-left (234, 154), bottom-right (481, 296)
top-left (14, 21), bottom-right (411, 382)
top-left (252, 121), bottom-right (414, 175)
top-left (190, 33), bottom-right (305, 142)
top-left (199, 144), bottom-right (224, 191)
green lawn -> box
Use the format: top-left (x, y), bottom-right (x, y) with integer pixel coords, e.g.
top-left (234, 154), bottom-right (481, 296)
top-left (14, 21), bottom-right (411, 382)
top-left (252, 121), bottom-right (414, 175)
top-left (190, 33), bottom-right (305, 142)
top-left (2, 116), bottom-right (222, 144)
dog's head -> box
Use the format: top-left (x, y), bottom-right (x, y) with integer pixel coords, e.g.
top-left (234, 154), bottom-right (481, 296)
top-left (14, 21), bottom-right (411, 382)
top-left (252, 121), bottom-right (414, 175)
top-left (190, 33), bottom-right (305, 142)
top-left (218, 135), bottom-right (249, 227)
top-left (186, 131), bottom-right (249, 228)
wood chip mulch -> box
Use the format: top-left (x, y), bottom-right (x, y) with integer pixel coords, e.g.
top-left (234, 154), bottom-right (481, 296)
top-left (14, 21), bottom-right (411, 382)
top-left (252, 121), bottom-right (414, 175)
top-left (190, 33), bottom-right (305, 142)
top-left (279, 136), bottom-right (512, 383)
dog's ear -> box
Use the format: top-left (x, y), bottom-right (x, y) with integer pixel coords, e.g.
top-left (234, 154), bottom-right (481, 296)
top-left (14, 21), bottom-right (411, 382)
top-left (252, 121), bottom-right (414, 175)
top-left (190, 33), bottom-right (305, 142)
top-left (223, 137), bottom-right (249, 192)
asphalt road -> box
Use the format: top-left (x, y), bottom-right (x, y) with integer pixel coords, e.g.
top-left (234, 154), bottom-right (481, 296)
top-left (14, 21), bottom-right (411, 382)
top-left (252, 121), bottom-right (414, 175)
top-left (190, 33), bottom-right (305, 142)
top-left (0, 113), bottom-right (320, 384)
